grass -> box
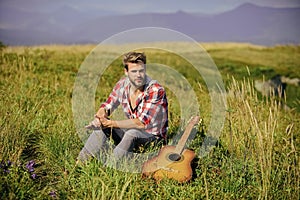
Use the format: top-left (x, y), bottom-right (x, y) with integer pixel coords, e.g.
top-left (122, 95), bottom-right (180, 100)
top-left (0, 43), bottom-right (299, 199)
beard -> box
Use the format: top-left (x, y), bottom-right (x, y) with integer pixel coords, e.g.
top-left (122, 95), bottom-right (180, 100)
top-left (128, 76), bottom-right (146, 88)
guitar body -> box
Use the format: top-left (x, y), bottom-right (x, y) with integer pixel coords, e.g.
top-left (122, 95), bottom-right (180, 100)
top-left (142, 145), bottom-right (195, 183)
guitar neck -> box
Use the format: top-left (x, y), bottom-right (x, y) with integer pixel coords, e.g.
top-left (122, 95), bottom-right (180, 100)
top-left (174, 116), bottom-right (200, 155)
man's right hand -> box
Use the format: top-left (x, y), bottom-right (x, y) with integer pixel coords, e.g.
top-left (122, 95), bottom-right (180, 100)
top-left (85, 117), bottom-right (102, 129)
top-left (85, 107), bottom-right (110, 129)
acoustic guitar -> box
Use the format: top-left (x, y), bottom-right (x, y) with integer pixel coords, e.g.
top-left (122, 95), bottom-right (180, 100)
top-left (142, 116), bottom-right (200, 183)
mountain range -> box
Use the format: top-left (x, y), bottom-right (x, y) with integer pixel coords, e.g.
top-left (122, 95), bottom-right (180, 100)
top-left (0, 3), bottom-right (299, 46)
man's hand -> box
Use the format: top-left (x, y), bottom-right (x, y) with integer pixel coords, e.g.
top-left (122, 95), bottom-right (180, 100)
top-left (85, 117), bottom-right (102, 129)
top-left (98, 115), bottom-right (113, 128)
top-left (96, 108), bottom-right (109, 119)
top-left (86, 107), bottom-right (145, 129)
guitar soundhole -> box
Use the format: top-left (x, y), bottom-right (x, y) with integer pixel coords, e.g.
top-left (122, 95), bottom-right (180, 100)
top-left (168, 153), bottom-right (182, 162)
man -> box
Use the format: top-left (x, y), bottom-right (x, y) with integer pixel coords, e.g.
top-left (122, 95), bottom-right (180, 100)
top-left (77, 52), bottom-right (168, 163)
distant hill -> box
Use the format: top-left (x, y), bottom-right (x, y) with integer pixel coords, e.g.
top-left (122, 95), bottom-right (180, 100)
top-left (0, 3), bottom-right (299, 45)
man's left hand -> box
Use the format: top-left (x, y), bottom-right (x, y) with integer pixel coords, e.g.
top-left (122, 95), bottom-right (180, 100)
top-left (99, 115), bottom-right (113, 128)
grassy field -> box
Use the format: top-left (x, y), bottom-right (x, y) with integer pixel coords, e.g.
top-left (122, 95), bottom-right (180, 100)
top-left (0, 43), bottom-right (299, 199)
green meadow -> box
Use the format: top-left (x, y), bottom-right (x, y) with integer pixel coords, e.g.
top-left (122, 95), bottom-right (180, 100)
top-left (0, 43), bottom-right (299, 199)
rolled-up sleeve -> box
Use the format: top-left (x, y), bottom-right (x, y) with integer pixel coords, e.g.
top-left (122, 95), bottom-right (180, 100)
top-left (100, 79), bottom-right (123, 113)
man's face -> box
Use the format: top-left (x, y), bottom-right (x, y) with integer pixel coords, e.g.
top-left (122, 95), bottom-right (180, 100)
top-left (125, 62), bottom-right (146, 88)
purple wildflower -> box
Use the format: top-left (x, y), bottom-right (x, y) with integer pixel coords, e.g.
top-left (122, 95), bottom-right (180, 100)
top-left (26, 160), bottom-right (35, 173)
top-left (31, 173), bottom-right (37, 179)
top-left (49, 190), bottom-right (57, 198)
top-left (28, 168), bottom-right (34, 172)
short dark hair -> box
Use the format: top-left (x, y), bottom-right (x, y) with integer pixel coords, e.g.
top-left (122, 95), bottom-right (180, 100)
top-left (123, 52), bottom-right (146, 70)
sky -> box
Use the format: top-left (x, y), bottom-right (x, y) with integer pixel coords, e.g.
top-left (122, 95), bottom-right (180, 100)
top-left (1, 0), bottom-right (300, 14)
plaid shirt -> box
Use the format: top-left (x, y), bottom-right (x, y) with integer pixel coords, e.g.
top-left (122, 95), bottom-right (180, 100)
top-left (100, 76), bottom-right (168, 138)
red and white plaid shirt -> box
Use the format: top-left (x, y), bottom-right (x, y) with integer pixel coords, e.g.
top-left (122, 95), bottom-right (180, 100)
top-left (100, 76), bottom-right (168, 139)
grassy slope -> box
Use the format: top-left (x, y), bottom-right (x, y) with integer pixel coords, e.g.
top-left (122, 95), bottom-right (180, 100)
top-left (206, 43), bottom-right (300, 111)
top-left (0, 43), bottom-right (299, 199)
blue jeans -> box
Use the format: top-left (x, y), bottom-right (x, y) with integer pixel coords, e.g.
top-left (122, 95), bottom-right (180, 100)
top-left (77, 128), bottom-right (161, 162)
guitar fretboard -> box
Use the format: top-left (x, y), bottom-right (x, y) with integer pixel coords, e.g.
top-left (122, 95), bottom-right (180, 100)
top-left (174, 116), bottom-right (200, 155)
